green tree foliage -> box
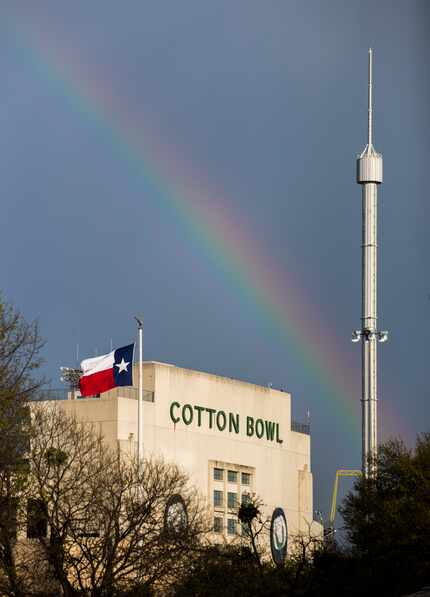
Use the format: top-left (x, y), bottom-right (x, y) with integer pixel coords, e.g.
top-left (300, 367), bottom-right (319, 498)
top-left (173, 494), bottom-right (327, 597)
top-left (175, 436), bottom-right (430, 597)
top-left (172, 532), bottom-right (332, 597)
top-left (339, 435), bottom-right (430, 596)
top-left (172, 544), bottom-right (266, 597)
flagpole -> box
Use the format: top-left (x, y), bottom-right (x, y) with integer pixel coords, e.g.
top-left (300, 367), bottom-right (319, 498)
top-left (134, 316), bottom-right (144, 465)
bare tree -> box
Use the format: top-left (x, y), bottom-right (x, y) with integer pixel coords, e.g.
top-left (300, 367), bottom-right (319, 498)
top-left (284, 520), bottom-right (325, 594)
top-left (237, 493), bottom-right (270, 572)
top-left (0, 297), bottom-right (45, 472)
top-left (0, 297), bottom-right (45, 596)
top-left (27, 404), bottom-right (208, 596)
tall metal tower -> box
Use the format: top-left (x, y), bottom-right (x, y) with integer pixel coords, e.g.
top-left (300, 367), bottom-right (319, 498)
top-left (352, 49), bottom-right (388, 477)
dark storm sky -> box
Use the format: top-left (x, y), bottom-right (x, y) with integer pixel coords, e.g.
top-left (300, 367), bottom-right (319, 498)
top-left (1, 1), bottom-right (429, 517)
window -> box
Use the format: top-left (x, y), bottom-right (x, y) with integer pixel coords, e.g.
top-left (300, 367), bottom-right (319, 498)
top-left (241, 472), bottom-right (251, 485)
top-left (209, 460), bottom-right (255, 539)
top-left (227, 492), bottom-right (237, 509)
top-left (213, 490), bottom-right (223, 508)
top-left (227, 518), bottom-right (237, 535)
top-left (27, 499), bottom-right (48, 538)
top-left (227, 470), bottom-right (237, 483)
top-left (0, 498), bottom-right (17, 542)
top-left (213, 516), bottom-right (223, 533)
top-left (213, 468), bottom-right (224, 481)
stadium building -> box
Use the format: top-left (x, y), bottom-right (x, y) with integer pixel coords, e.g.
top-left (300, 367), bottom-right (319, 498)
top-left (56, 361), bottom-right (319, 558)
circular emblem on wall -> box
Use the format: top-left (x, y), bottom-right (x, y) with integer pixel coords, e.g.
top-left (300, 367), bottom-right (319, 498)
top-left (270, 507), bottom-right (288, 566)
top-left (164, 494), bottom-right (188, 537)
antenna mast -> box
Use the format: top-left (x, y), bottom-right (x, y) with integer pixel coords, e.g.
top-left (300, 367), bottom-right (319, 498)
top-left (368, 48), bottom-right (373, 148)
top-left (351, 49), bottom-right (388, 478)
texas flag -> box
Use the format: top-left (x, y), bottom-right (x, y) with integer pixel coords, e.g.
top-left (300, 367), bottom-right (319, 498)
top-left (79, 344), bottom-right (135, 397)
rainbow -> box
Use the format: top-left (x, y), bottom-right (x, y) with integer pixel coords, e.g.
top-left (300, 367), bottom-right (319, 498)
top-left (7, 18), bottom-right (406, 444)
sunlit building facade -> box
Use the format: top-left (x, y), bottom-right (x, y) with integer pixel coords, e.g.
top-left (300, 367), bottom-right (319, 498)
top-left (56, 361), bottom-right (319, 557)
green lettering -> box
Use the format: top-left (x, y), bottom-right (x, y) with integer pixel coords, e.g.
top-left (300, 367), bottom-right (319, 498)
top-left (229, 413), bottom-right (240, 434)
top-left (276, 423), bottom-right (283, 444)
top-left (194, 405), bottom-right (205, 426)
top-left (255, 419), bottom-right (264, 439)
top-left (246, 416), bottom-right (254, 437)
top-left (216, 410), bottom-right (227, 431)
top-left (170, 402), bottom-right (180, 424)
top-left (182, 404), bottom-right (193, 425)
top-left (206, 408), bottom-right (216, 429)
top-left (265, 420), bottom-right (276, 441)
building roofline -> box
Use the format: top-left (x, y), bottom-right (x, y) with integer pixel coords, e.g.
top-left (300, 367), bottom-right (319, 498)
top-left (139, 361), bottom-right (291, 398)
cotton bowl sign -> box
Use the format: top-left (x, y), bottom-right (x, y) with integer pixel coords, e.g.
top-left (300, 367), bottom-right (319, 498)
top-left (169, 401), bottom-right (284, 444)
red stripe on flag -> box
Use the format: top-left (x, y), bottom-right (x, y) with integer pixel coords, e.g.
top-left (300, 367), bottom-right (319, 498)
top-left (79, 368), bottom-right (115, 397)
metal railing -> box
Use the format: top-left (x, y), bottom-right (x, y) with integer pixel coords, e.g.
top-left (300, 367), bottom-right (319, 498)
top-left (105, 387), bottom-right (154, 402)
top-left (36, 389), bottom-right (69, 401)
top-left (36, 388), bottom-right (154, 403)
top-left (291, 420), bottom-right (310, 435)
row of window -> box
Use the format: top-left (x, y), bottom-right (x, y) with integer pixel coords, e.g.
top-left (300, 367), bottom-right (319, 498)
top-left (210, 462), bottom-right (254, 539)
top-left (214, 468), bottom-right (250, 485)
top-left (213, 516), bottom-right (250, 536)
top-left (213, 490), bottom-right (251, 509)
top-left (214, 516), bottom-right (236, 535)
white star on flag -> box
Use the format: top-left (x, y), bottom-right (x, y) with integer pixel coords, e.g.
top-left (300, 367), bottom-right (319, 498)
top-left (115, 358), bottom-right (130, 374)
